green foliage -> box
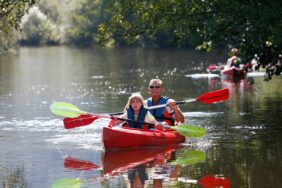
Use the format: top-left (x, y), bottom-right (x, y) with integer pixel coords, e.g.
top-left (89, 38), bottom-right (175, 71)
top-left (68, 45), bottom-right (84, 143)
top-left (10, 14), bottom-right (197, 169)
top-left (0, 0), bottom-right (37, 52)
top-left (37, 0), bottom-right (61, 24)
top-left (65, 0), bottom-right (113, 46)
top-left (0, 0), bottom-right (37, 32)
top-left (19, 6), bottom-right (60, 45)
top-left (0, 29), bottom-right (17, 54)
top-left (97, 0), bottom-right (282, 72)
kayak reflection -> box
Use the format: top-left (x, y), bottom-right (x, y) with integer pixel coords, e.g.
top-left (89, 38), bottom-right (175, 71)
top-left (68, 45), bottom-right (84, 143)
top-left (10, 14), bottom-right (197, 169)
top-left (60, 147), bottom-right (230, 187)
top-left (102, 145), bottom-right (180, 175)
top-left (102, 146), bottom-right (209, 188)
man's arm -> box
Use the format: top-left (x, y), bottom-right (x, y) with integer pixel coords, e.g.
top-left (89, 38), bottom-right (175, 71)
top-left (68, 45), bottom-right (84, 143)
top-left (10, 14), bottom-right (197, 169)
top-left (168, 101), bottom-right (185, 123)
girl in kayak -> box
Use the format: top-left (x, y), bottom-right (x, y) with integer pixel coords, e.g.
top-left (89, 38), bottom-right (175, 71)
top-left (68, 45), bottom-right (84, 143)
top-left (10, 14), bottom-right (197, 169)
top-left (111, 92), bottom-right (163, 129)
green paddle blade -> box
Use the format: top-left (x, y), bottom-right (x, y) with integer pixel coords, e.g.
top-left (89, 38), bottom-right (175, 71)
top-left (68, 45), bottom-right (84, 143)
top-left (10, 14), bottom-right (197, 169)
top-left (171, 150), bottom-right (206, 166)
top-left (52, 178), bottom-right (81, 188)
top-left (171, 124), bottom-right (206, 138)
top-left (50, 102), bottom-right (86, 118)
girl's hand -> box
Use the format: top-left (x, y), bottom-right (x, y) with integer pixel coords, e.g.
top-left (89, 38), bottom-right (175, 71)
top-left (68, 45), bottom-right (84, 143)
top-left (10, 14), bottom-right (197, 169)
top-left (155, 122), bottom-right (170, 130)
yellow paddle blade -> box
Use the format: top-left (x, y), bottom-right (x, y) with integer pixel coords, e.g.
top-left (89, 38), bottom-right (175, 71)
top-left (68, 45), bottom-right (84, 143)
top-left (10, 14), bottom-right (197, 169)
top-left (171, 149), bottom-right (206, 165)
top-left (52, 178), bottom-right (81, 188)
top-left (50, 102), bottom-right (86, 118)
top-left (171, 124), bottom-right (206, 138)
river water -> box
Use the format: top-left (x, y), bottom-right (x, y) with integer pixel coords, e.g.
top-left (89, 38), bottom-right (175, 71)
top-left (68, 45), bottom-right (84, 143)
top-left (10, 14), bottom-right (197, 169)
top-left (0, 46), bottom-right (281, 188)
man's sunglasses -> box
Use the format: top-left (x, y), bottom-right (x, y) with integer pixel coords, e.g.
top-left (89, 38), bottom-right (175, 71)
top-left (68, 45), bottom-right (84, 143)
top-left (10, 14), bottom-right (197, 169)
top-left (149, 86), bottom-right (161, 89)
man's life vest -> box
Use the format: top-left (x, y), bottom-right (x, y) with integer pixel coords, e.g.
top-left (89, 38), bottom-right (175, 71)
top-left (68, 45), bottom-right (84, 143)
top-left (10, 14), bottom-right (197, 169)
top-left (127, 106), bottom-right (148, 129)
top-left (231, 57), bottom-right (240, 68)
top-left (146, 97), bottom-right (175, 126)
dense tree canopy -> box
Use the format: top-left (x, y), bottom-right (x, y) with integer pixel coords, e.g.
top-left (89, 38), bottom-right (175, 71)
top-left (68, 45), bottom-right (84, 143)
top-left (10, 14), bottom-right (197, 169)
top-left (0, 0), bottom-right (37, 52)
top-left (66, 0), bottom-right (113, 46)
top-left (0, 0), bottom-right (36, 32)
top-left (0, 0), bottom-right (281, 80)
top-left (97, 0), bottom-right (282, 80)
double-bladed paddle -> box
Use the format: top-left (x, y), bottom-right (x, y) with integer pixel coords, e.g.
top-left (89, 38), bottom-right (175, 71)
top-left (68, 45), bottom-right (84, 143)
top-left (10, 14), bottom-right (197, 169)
top-left (110, 88), bottom-right (229, 115)
top-left (148, 88), bottom-right (229, 110)
top-left (50, 102), bottom-right (206, 138)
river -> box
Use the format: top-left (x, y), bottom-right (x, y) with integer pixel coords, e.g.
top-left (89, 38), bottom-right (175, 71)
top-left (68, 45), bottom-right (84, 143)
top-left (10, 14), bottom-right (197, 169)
top-left (0, 46), bottom-right (281, 188)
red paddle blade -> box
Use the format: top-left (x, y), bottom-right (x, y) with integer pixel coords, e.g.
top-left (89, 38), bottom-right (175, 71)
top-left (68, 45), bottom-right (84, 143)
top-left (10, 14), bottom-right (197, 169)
top-left (64, 156), bottom-right (99, 171)
top-left (207, 64), bottom-right (219, 71)
top-left (63, 114), bottom-right (99, 129)
top-left (198, 174), bottom-right (231, 188)
top-left (197, 88), bottom-right (229, 104)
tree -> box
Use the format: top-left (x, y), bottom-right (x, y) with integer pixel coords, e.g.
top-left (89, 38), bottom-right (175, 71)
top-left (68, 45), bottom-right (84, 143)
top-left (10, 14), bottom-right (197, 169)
top-left (19, 6), bottom-right (60, 45)
top-left (0, 1), bottom-right (37, 53)
top-left (0, 0), bottom-right (37, 32)
top-left (97, 0), bottom-right (282, 80)
top-left (65, 0), bottom-right (113, 46)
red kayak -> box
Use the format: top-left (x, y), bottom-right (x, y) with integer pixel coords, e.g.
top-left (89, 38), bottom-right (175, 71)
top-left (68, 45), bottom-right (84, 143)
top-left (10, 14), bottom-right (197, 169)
top-left (102, 120), bottom-right (186, 150)
top-left (221, 66), bottom-right (246, 80)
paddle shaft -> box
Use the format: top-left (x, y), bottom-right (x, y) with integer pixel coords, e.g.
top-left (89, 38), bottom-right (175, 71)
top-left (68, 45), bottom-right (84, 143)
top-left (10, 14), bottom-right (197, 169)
top-left (110, 88), bottom-right (228, 115)
top-left (110, 99), bottom-right (197, 116)
top-left (99, 114), bottom-right (155, 126)
top-left (148, 99), bottom-right (196, 110)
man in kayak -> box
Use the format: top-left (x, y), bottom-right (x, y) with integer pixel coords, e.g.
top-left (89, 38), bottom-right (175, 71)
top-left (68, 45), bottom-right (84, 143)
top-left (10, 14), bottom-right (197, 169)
top-left (146, 79), bottom-right (185, 126)
top-left (111, 92), bottom-right (161, 129)
top-left (225, 48), bottom-right (242, 69)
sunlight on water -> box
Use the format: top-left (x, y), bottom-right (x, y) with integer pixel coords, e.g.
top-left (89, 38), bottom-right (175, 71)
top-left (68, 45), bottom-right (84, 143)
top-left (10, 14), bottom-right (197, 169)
top-left (0, 118), bottom-right (63, 132)
top-left (246, 72), bottom-right (265, 77)
top-left (185, 72), bottom-right (269, 79)
top-left (183, 138), bottom-right (212, 151)
top-left (183, 112), bottom-right (224, 117)
top-left (47, 132), bottom-right (103, 151)
top-left (0, 117), bottom-right (108, 151)
top-left (91, 75), bottom-right (104, 79)
top-left (185, 73), bottom-right (220, 79)
top-left (46, 119), bottom-right (107, 151)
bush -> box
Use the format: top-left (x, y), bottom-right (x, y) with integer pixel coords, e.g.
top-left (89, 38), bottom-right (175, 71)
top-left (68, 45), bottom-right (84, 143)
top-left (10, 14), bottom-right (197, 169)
top-left (19, 6), bottom-right (61, 46)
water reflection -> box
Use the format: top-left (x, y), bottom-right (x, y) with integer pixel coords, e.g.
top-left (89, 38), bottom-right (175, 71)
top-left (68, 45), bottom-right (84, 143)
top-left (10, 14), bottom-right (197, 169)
top-left (58, 146), bottom-right (231, 187)
top-left (1, 167), bottom-right (28, 188)
top-left (1, 47), bottom-right (282, 187)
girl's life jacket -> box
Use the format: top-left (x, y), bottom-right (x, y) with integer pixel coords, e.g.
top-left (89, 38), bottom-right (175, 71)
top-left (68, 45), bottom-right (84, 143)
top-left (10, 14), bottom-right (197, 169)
top-left (126, 106), bottom-right (148, 129)
top-left (146, 97), bottom-right (175, 126)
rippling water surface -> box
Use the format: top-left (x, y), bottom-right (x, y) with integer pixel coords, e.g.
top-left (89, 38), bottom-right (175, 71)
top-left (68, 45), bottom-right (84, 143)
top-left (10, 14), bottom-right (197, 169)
top-left (0, 47), bottom-right (281, 188)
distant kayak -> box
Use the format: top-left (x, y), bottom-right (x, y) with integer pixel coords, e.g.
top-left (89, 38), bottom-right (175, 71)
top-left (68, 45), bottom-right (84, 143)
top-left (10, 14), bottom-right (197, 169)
top-left (246, 72), bottom-right (265, 77)
top-left (185, 73), bottom-right (220, 79)
top-left (102, 121), bottom-right (186, 150)
top-left (221, 66), bottom-right (247, 80)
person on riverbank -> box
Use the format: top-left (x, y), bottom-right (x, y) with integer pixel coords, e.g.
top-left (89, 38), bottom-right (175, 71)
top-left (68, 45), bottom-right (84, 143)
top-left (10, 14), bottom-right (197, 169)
top-left (111, 92), bottom-right (160, 129)
top-left (146, 79), bottom-right (185, 126)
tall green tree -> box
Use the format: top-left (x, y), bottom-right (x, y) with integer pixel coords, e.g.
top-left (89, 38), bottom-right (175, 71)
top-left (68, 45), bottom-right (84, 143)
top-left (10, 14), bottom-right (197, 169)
top-left (66, 0), bottom-right (113, 46)
top-left (97, 0), bottom-right (282, 80)
top-left (0, 0), bottom-right (37, 32)
top-left (0, 0), bottom-right (37, 53)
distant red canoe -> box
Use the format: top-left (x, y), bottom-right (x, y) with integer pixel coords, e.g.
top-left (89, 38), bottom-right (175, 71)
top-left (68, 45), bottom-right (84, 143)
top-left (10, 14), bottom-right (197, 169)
top-left (221, 66), bottom-right (246, 80)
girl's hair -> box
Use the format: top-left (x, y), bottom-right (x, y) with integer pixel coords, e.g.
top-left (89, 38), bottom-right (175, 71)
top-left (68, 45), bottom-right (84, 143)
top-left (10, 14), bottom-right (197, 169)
top-left (124, 92), bottom-right (146, 111)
